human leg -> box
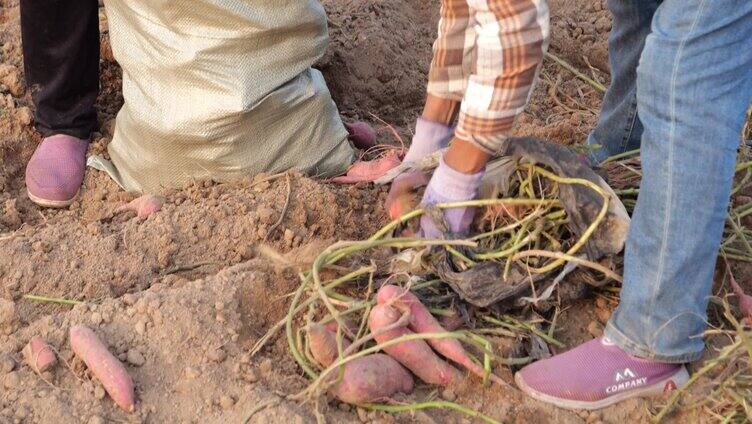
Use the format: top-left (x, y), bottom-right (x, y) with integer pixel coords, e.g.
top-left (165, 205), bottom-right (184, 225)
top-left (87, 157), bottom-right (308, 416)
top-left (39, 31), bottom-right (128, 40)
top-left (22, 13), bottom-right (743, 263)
top-left (517, 0), bottom-right (752, 408)
top-left (20, 0), bottom-right (100, 138)
top-left (606, 0), bottom-right (752, 362)
top-left (20, 0), bottom-right (100, 207)
top-left (586, 0), bottom-right (661, 165)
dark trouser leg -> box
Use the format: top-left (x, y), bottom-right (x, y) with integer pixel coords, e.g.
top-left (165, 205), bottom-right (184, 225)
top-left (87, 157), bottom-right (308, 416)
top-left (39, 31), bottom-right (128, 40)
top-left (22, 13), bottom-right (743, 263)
top-left (20, 0), bottom-right (100, 139)
top-left (586, 0), bottom-right (661, 164)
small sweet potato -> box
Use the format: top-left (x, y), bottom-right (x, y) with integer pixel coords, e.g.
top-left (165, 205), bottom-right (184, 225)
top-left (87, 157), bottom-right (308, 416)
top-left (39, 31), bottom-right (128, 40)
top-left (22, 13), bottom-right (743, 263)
top-left (377, 285), bottom-right (485, 379)
top-left (116, 194), bottom-right (164, 218)
top-left (368, 304), bottom-right (460, 386)
top-left (307, 323), bottom-right (352, 367)
top-left (330, 353), bottom-right (414, 404)
top-left (22, 336), bottom-right (57, 373)
top-left (440, 310), bottom-right (464, 332)
top-left (69, 325), bottom-right (135, 412)
top-left (323, 319), bottom-right (359, 339)
top-left (308, 323), bottom-right (413, 404)
top-left (344, 121), bottom-right (378, 150)
top-left (728, 263), bottom-right (752, 321)
top-left (330, 150), bottom-right (401, 184)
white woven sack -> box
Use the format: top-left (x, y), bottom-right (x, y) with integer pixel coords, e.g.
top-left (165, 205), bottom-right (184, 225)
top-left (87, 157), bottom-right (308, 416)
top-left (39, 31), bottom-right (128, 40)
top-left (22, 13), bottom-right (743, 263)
top-left (91, 0), bottom-right (354, 192)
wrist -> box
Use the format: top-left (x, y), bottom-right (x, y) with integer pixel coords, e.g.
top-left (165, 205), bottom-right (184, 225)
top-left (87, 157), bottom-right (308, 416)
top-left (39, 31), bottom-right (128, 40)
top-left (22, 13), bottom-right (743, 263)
top-left (422, 94), bottom-right (460, 125)
top-left (403, 118), bottom-right (455, 163)
top-left (443, 138), bottom-right (491, 174)
top-left (428, 156), bottom-right (484, 201)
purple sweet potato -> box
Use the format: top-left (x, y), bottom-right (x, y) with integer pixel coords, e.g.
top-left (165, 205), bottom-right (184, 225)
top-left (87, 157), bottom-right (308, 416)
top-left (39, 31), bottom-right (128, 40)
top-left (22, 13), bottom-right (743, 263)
top-left (377, 284), bottom-right (485, 379)
top-left (368, 304), bottom-right (460, 386)
top-left (69, 325), bottom-right (135, 412)
top-left (344, 121), bottom-right (378, 150)
top-left (23, 336), bottom-right (57, 373)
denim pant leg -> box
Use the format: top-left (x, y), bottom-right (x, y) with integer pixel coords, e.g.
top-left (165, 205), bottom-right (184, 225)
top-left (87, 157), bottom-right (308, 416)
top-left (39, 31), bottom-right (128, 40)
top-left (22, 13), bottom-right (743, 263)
top-left (586, 0), bottom-right (660, 165)
top-left (605, 0), bottom-right (752, 363)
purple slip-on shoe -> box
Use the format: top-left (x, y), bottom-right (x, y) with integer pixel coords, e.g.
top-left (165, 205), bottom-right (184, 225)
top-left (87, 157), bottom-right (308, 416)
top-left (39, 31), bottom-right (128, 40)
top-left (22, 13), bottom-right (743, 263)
top-left (515, 337), bottom-right (689, 410)
top-left (25, 134), bottom-right (89, 208)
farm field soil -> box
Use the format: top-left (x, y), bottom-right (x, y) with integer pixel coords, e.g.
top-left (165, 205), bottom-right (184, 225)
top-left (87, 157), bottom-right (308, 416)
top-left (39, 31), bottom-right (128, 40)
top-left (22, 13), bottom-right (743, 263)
top-left (1, 0), bottom-right (749, 423)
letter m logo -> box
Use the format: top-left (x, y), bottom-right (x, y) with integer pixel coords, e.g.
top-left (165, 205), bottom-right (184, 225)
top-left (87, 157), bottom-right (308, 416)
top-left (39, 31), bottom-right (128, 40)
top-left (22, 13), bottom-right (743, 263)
top-left (615, 368), bottom-right (636, 382)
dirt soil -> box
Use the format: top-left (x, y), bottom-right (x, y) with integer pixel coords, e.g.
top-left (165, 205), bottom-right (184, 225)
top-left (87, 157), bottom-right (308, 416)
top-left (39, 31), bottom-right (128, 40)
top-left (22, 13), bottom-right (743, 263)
top-left (0, 0), bottom-right (748, 423)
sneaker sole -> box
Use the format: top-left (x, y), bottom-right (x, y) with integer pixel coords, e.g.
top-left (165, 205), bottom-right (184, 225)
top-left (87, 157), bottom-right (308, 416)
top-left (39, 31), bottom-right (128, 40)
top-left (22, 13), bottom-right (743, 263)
top-left (515, 366), bottom-right (690, 411)
top-left (27, 189), bottom-right (78, 208)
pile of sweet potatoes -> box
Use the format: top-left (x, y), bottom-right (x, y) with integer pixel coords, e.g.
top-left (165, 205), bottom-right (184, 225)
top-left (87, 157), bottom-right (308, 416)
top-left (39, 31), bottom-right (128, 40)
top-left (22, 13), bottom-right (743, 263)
top-left (307, 284), bottom-right (489, 404)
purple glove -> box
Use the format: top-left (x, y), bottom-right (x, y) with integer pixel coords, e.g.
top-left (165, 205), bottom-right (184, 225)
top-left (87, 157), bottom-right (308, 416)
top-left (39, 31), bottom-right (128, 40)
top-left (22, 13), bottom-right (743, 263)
top-left (402, 118), bottom-right (455, 163)
top-left (419, 157), bottom-right (484, 239)
top-left (386, 118), bottom-right (455, 219)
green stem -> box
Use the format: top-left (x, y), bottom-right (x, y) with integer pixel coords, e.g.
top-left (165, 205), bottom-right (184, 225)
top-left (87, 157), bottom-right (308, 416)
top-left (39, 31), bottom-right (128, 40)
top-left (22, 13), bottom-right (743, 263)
top-left (515, 166), bottom-right (609, 275)
top-left (600, 149), bottom-right (641, 165)
top-left (286, 274), bottom-right (318, 379)
top-left (251, 266), bottom-right (375, 356)
top-left (475, 220), bottom-right (543, 260)
top-left (735, 160), bottom-right (752, 173)
top-left (719, 252), bottom-right (752, 263)
top-left (445, 246), bottom-right (477, 267)
top-left (362, 401), bottom-right (502, 424)
top-left (731, 167), bottom-right (751, 196)
top-left (428, 307), bottom-right (457, 317)
top-left (614, 188), bottom-right (640, 196)
top-left (471, 207), bottom-right (546, 241)
top-left (23, 295), bottom-right (84, 306)
top-left (727, 214), bottom-right (752, 258)
top-left (545, 52), bottom-right (607, 94)
top-left (652, 340), bottom-right (742, 423)
top-left (484, 315), bottom-right (564, 348)
top-left (371, 199), bottom-right (559, 243)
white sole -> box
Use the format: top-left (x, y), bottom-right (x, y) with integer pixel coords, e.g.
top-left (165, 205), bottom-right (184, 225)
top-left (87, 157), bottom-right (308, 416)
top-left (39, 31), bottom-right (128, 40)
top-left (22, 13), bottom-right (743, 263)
top-left (27, 189), bottom-right (78, 208)
top-left (515, 366), bottom-right (690, 411)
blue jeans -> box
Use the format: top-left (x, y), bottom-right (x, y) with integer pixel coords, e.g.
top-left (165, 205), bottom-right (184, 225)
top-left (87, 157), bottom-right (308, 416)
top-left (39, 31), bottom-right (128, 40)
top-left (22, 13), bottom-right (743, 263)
top-left (593, 0), bottom-right (752, 363)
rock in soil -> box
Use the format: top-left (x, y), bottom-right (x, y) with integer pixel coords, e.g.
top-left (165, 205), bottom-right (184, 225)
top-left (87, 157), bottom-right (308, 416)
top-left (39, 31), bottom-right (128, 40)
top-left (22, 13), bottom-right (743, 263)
top-left (126, 349), bottom-right (146, 366)
top-left (0, 354), bottom-right (16, 373)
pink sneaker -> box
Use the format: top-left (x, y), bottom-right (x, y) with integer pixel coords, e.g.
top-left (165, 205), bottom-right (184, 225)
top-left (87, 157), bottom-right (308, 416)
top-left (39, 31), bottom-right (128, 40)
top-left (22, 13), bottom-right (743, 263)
top-left (515, 337), bottom-right (689, 410)
top-left (25, 134), bottom-right (88, 208)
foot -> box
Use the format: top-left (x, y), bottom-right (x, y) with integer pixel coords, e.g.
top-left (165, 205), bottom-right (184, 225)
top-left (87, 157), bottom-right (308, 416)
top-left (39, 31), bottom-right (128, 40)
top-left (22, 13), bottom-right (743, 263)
top-left (25, 134), bottom-right (88, 208)
top-left (515, 337), bottom-right (689, 410)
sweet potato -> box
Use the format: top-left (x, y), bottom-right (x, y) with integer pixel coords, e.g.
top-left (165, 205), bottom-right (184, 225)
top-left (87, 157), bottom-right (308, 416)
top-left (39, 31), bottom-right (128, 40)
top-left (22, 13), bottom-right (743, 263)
top-left (344, 121), bottom-right (377, 150)
top-left (368, 304), bottom-right (460, 386)
top-left (330, 353), bottom-right (414, 404)
top-left (330, 150), bottom-right (401, 184)
top-left (377, 284), bottom-right (485, 379)
top-left (440, 310), bottom-right (464, 332)
top-left (69, 325), bottom-right (135, 412)
top-left (728, 264), bottom-right (752, 321)
top-left (323, 319), bottom-right (359, 339)
top-left (116, 194), bottom-right (164, 218)
top-left (307, 323), bottom-right (352, 367)
top-left (308, 323), bottom-right (413, 404)
top-left (22, 336), bottom-right (57, 373)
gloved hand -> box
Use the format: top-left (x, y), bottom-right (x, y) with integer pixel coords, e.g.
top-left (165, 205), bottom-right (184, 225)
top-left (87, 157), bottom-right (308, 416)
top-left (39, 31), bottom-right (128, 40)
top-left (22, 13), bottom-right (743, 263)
top-left (386, 118), bottom-right (454, 219)
top-left (419, 157), bottom-right (484, 239)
